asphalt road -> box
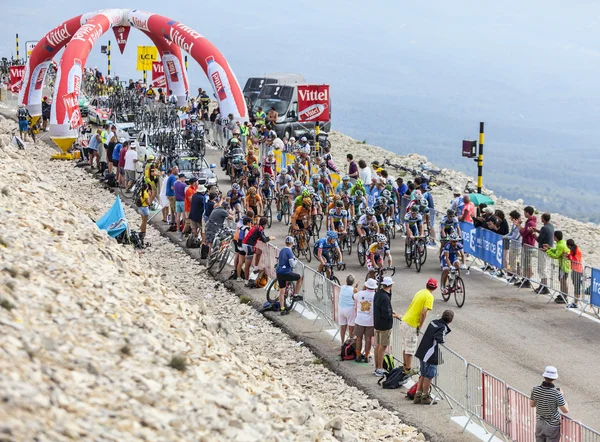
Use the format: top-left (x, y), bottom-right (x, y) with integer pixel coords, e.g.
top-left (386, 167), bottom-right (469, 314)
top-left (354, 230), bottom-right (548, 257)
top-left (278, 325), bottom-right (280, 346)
top-left (204, 146), bottom-right (600, 429)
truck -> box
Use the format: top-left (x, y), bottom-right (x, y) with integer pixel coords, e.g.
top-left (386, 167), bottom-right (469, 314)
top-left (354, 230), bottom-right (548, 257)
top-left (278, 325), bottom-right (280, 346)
top-left (253, 83), bottom-right (331, 140)
top-left (242, 73), bottom-right (305, 112)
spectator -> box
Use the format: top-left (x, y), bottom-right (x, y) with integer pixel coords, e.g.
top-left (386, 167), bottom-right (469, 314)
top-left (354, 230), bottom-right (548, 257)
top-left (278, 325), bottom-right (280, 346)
top-left (16, 104), bottom-right (31, 141)
top-left (88, 129), bottom-right (101, 169)
top-left (138, 182), bottom-right (150, 246)
top-left (338, 274), bottom-right (358, 344)
top-left (358, 159), bottom-right (372, 185)
top-left (373, 277), bottom-right (400, 377)
top-left (451, 188), bottom-right (464, 215)
top-left (242, 217), bottom-right (275, 285)
top-left (353, 278), bottom-right (378, 363)
top-left (530, 366), bottom-right (568, 442)
top-left (544, 230), bottom-right (569, 300)
top-left (165, 166), bottom-right (179, 227)
top-left (189, 184), bottom-right (207, 241)
top-left (159, 168), bottom-right (171, 223)
top-left (173, 173), bottom-right (187, 240)
top-left (566, 239), bottom-right (583, 309)
top-left (41, 96), bottom-right (51, 132)
top-left (184, 178), bottom-right (199, 238)
top-left (532, 213), bottom-right (554, 295)
top-left (168, 89), bottom-right (178, 105)
top-left (347, 154), bottom-right (359, 179)
top-left (123, 142), bottom-right (138, 190)
top-left (396, 177), bottom-right (408, 199)
top-left (267, 106), bottom-right (278, 130)
top-left (459, 195), bottom-right (475, 223)
top-left (117, 140), bottom-right (129, 187)
top-left (106, 135), bottom-right (117, 175)
top-left (275, 236), bottom-right (303, 316)
top-left (504, 210), bottom-right (523, 281)
top-left (205, 197), bottom-right (233, 254)
top-left (493, 210), bottom-right (509, 236)
top-left (112, 138), bottom-right (124, 184)
top-left (518, 206), bottom-right (538, 288)
top-left (204, 191), bottom-right (217, 222)
top-left (413, 309), bottom-right (454, 405)
top-left (400, 278), bottom-right (437, 374)
top-left (233, 214), bottom-right (252, 282)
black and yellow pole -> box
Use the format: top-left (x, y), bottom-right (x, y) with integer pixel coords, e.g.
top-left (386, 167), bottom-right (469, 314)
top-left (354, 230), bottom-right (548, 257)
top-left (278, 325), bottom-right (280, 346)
top-left (15, 34), bottom-right (19, 61)
top-left (143, 70), bottom-right (147, 83)
top-left (107, 40), bottom-right (111, 77)
top-left (184, 55), bottom-right (188, 71)
top-left (477, 122), bottom-right (484, 194)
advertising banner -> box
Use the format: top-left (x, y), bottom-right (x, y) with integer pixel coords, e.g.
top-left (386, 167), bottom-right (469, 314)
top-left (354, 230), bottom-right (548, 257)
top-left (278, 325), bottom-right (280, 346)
top-left (151, 61), bottom-right (166, 88)
top-left (136, 45), bottom-right (159, 71)
top-left (9, 65), bottom-right (25, 92)
top-left (297, 85), bottom-right (330, 122)
top-left (112, 26), bottom-right (131, 54)
top-left (62, 91), bottom-right (83, 129)
top-left (459, 222), bottom-right (504, 268)
top-left (591, 268), bottom-right (600, 307)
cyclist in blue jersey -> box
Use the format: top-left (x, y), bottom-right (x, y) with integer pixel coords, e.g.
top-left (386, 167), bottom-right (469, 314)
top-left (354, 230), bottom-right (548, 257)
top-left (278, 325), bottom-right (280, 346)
top-left (373, 197), bottom-right (388, 228)
top-left (314, 230), bottom-right (343, 275)
top-left (440, 233), bottom-right (466, 294)
top-left (335, 175), bottom-right (353, 195)
top-left (276, 236), bottom-right (304, 316)
top-left (226, 183), bottom-right (244, 214)
top-left (310, 174), bottom-right (327, 202)
top-left (439, 208), bottom-right (461, 254)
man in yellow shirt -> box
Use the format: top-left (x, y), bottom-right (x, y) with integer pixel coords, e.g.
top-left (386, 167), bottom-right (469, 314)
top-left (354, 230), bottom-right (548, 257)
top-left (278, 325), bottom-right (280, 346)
top-left (400, 278), bottom-right (438, 374)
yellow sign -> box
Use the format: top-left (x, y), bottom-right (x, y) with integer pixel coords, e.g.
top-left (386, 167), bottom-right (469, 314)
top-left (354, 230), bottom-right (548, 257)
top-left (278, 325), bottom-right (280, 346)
top-left (26, 41), bottom-right (38, 60)
top-left (136, 46), bottom-right (159, 71)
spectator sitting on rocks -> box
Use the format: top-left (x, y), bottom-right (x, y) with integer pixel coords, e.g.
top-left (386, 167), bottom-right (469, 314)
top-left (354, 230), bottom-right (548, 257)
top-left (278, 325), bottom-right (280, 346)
top-left (353, 278), bottom-right (378, 364)
top-left (566, 239), bottom-right (583, 309)
top-left (338, 274), bottom-right (358, 344)
top-left (532, 213), bottom-right (554, 295)
top-left (373, 277), bottom-right (400, 377)
top-left (413, 309), bottom-right (454, 405)
top-left (544, 230), bottom-right (570, 300)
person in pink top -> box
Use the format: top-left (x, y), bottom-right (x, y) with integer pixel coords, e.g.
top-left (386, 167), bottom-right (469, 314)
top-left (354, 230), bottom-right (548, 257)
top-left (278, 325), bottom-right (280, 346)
top-left (459, 194), bottom-right (475, 223)
top-left (516, 206), bottom-right (537, 288)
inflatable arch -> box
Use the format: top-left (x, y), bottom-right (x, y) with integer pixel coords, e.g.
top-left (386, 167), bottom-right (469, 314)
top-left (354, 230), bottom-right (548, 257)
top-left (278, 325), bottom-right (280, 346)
top-left (19, 9), bottom-right (247, 151)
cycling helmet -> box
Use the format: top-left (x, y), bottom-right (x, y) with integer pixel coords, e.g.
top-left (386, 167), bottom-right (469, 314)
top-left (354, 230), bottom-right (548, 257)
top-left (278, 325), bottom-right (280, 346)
top-left (365, 207), bottom-right (375, 216)
top-left (249, 186), bottom-right (257, 194)
top-left (232, 183), bottom-right (240, 191)
top-left (285, 235), bottom-right (295, 245)
top-left (190, 114), bottom-right (197, 121)
top-left (355, 190), bottom-right (364, 197)
top-left (294, 180), bottom-right (303, 187)
top-left (377, 197), bottom-right (387, 205)
top-left (230, 138), bottom-right (239, 144)
top-left (301, 136), bottom-right (307, 142)
top-left (326, 231), bottom-right (338, 239)
top-left (251, 164), bottom-right (258, 169)
top-left (355, 179), bottom-right (363, 187)
top-left (302, 197), bottom-right (311, 207)
top-left (410, 205), bottom-right (419, 212)
top-left (426, 278), bottom-right (439, 290)
top-left (376, 233), bottom-right (387, 243)
top-left (281, 169), bottom-right (287, 175)
top-left (319, 162), bottom-right (327, 168)
top-left (267, 150), bottom-right (274, 156)
top-left (382, 190), bottom-right (392, 198)
top-left (342, 191), bottom-right (350, 198)
top-left (446, 209), bottom-right (456, 216)
top-left (233, 158), bottom-right (241, 165)
top-left (333, 194), bottom-right (341, 201)
top-left (335, 201), bottom-right (344, 208)
top-left (418, 197), bottom-right (427, 205)
top-left (413, 190), bottom-right (422, 198)
top-left (264, 173), bottom-right (272, 178)
top-left (449, 232), bottom-right (460, 241)
top-left (307, 187), bottom-right (315, 195)
top-left (342, 175), bottom-right (350, 181)
top-left (269, 130), bottom-right (277, 138)
top-left (312, 174), bottom-right (321, 180)
top-left (302, 189), bottom-right (310, 197)
top-left (242, 160), bottom-right (247, 166)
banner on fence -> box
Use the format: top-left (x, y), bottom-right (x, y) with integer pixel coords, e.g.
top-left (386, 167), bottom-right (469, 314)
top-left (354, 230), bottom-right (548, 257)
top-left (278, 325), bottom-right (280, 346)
top-left (9, 65), bottom-right (25, 92)
top-left (460, 222), bottom-right (504, 268)
top-left (590, 267), bottom-right (600, 307)
top-left (62, 91), bottom-right (83, 129)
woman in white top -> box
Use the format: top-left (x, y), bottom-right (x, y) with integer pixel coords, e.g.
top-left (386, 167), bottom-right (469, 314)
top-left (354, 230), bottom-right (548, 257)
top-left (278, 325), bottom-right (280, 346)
top-left (338, 274), bottom-right (358, 343)
top-left (358, 159), bottom-right (371, 185)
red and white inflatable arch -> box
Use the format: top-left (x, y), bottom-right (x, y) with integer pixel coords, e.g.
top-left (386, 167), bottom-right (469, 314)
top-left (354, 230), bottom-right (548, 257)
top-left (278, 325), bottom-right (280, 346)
top-left (19, 9), bottom-right (247, 150)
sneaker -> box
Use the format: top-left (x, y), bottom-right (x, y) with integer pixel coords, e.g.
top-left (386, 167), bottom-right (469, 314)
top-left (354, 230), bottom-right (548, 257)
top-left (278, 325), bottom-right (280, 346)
top-left (276, 212), bottom-right (281, 221)
top-left (236, 277), bottom-right (244, 282)
top-left (374, 369), bottom-right (386, 377)
top-left (177, 232), bottom-right (183, 241)
top-left (540, 287), bottom-right (550, 295)
top-left (554, 296), bottom-right (566, 304)
top-left (292, 295), bottom-right (304, 302)
top-left (413, 391), bottom-right (423, 404)
top-left (361, 355), bottom-right (370, 364)
top-left (421, 394), bottom-right (438, 405)
top-left (521, 280), bottom-right (532, 288)
top-left (566, 302), bottom-right (579, 309)
top-left (280, 310), bottom-right (289, 316)
top-left (403, 367), bottom-right (419, 377)
top-left (355, 354), bottom-right (364, 363)
top-left (512, 278), bottom-right (522, 286)
top-left (441, 288), bottom-right (447, 296)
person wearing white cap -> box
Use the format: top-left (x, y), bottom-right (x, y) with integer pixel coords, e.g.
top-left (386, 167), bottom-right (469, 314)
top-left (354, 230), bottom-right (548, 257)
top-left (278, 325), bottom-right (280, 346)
top-left (530, 366), bottom-right (569, 442)
top-left (373, 276), bottom-right (401, 376)
top-left (352, 278), bottom-right (378, 363)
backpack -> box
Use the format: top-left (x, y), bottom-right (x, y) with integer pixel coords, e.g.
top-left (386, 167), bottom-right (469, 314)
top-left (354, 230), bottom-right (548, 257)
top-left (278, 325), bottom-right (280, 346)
top-left (186, 235), bottom-right (201, 248)
top-left (406, 383), bottom-right (418, 400)
top-left (378, 367), bottom-right (410, 389)
top-left (383, 354), bottom-right (396, 372)
top-left (340, 339), bottom-right (356, 361)
top-left (255, 270), bottom-right (268, 288)
top-left (135, 196), bottom-right (143, 207)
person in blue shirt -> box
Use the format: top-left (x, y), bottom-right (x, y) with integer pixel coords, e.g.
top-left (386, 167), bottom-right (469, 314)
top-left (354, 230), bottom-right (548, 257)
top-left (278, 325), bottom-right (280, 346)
top-left (276, 236), bottom-right (303, 315)
top-left (165, 166), bottom-right (179, 226)
top-left (396, 177), bottom-right (408, 198)
top-left (314, 231), bottom-right (344, 275)
top-left (335, 176), bottom-right (353, 195)
top-left (440, 233), bottom-right (466, 293)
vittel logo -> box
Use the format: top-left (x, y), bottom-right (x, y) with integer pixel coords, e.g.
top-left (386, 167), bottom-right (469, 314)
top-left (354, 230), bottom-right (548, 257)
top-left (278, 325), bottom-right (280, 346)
top-left (298, 89), bottom-right (329, 101)
top-left (176, 23), bottom-right (202, 40)
top-left (169, 28), bottom-right (194, 53)
top-left (130, 15), bottom-right (149, 32)
top-left (167, 61), bottom-right (176, 75)
top-left (35, 67), bottom-right (46, 85)
top-left (72, 24), bottom-right (103, 45)
top-left (47, 23), bottom-right (71, 47)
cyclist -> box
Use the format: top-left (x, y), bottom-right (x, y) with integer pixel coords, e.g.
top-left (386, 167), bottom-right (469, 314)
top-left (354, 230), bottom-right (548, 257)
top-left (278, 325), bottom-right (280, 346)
top-left (350, 179), bottom-right (367, 198)
top-left (293, 189), bottom-right (311, 210)
top-left (310, 174), bottom-right (327, 205)
top-left (439, 208), bottom-right (461, 253)
top-left (404, 205), bottom-right (424, 241)
top-left (353, 189), bottom-right (367, 216)
top-left (367, 233), bottom-right (393, 279)
top-left (373, 196), bottom-right (388, 229)
top-left (226, 183), bottom-right (244, 219)
top-left (143, 155), bottom-right (161, 205)
top-left (327, 194), bottom-right (342, 212)
top-left (336, 175), bottom-right (353, 195)
top-left (382, 189), bottom-right (396, 222)
top-left (440, 233), bottom-right (466, 294)
top-left (259, 173), bottom-right (276, 201)
top-left (245, 187), bottom-right (263, 220)
top-left (275, 168), bottom-right (293, 219)
top-left (314, 231), bottom-right (343, 276)
top-left (291, 197), bottom-right (312, 232)
top-left (341, 191), bottom-right (355, 217)
top-left (289, 180), bottom-right (304, 202)
top-left (247, 163), bottom-right (261, 189)
top-left (263, 150), bottom-right (277, 176)
top-left (292, 156), bottom-right (307, 184)
top-left (328, 201), bottom-right (349, 244)
top-left (276, 236), bottom-right (304, 316)
top-left (357, 207), bottom-right (380, 246)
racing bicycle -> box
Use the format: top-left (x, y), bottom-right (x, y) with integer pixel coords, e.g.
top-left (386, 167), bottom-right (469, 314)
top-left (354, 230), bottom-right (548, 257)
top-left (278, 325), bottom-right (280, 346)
top-left (441, 267), bottom-right (466, 308)
top-left (206, 227), bottom-right (235, 273)
top-left (405, 236), bottom-right (428, 272)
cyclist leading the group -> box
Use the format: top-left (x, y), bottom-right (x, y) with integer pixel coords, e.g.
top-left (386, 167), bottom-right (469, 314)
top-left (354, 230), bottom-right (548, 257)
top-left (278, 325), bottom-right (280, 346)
top-left (367, 233), bottom-right (393, 279)
top-left (314, 231), bottom-right (343, 276)
top-left (440, 233), bottom-right (466, 294)
top-left (404, 205), bottom-right (424, 241)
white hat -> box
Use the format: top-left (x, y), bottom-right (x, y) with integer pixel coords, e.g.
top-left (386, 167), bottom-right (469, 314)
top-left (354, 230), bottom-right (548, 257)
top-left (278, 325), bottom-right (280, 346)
top-left (197, 184), bottom-right (207, 193)
top-left (543, 366), bottom-right (558, 380)
top-left (382, 276), bottom-right (394, 286)
top-left (118, 137), bottom-right (126, 143)
top-left (365, 278), bottom-right (378, 290)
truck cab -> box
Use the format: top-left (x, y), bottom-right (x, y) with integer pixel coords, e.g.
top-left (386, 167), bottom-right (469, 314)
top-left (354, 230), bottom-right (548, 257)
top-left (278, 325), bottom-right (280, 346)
top-left (242, 73), bottom-right (306, 117)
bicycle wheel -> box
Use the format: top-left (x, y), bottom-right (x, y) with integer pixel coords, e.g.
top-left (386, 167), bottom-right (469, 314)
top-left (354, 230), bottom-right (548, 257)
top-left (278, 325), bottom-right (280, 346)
top-left (313, 274), bottom-right (324, 301)
top-left (316, 213), bottom-right (323, 233)
top-left (266, 278), bottom-right (280, 303)
top-left (357, 241), bottom-right (366, 266)
top-left (415, 245), bottom-right (422, 272)
top-left (330, 275), bottom-right (340, 285)
top-left (266, 204), bottom-right (272, 228)
top-left (441, 281), bottom-right (451, 302)
top-left (345, 236), bottom-right (352, 255)
top-left (284, 282), bottom-right (296, 311)
top-left (283, 202), bottom-right (290, 225)
top-left (454, 277), bottom-right (466, 308)
top-left (206, 249), bottom-right (220, 270)
top-left (419, 241), bottom-right (428, 265)
top-left (390, 220), bottom-right (396, 239)
top-left (217, 247), bottom-right (231, 273)
top-left (405, 242), bottom-right (413, 267)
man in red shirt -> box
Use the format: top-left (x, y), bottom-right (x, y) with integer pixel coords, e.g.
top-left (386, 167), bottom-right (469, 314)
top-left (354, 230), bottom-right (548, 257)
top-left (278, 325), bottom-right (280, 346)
top-left (184, 178), bottom-right (198, 235)
top-left (517, 206), bottom-right (537, 288)
top-left (459, 194), bottom-right (475, 223)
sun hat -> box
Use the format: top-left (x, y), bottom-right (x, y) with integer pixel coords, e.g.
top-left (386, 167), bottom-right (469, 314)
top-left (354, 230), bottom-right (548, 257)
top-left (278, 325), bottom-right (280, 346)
top-left (382, 277), bottom-right (394, 286)
top-left (365, 278), bottom-right (378, 290)
top-left (543, 366), bottom-right (558, 380)
top-left (197, 185), bottom-right (207, 193)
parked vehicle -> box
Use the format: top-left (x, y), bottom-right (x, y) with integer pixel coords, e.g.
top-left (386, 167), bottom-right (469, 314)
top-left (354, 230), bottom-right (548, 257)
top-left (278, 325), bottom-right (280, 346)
top-left (87, 97), bottom-right (112, 125)
top-left (243, 73), bottom-right (305, 113)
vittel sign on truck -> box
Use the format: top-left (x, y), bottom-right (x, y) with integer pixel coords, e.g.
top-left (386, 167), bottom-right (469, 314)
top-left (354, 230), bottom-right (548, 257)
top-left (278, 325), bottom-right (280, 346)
top-left (297, 85), bottom-right (330, 122)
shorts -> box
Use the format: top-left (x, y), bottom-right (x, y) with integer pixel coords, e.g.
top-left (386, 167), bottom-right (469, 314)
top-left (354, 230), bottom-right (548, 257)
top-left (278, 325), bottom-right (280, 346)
top-left (314, 249), bottom-right (332, 262)
top-left (375, 328), bottom-right (392, 346)
top-left (243, 244), bottom-right (255, 257)
top-left (125, 170), bottom-right (136, 182)
top-left (145, 179), bottom-right (157, 191)
top-left (441, 257), bottom-right (460, 270)
top-left (538, 251), bottom-right (550, 278)
top-left (167, 196), bottom-right (176, 213)
top-left (176, 201), bottom-right (185, 213)
top-left (366, 254), bottom-right (383, 270)
top-left (338, 307), bottom-right (356, 326)
top-left (296, 220), bottom-right (305, 230)
top-left (18, 120), bottom-right (28, 132)
top-left (234, 240), bottom-right (246, 254)
top-left (400, 321), bottom-right (418, 355)
top-left (354, 324), bottom-right (374, 342)
top-left (111, 159), bottom-right (119, 167)
top-left (138, 206), bottom-right (149, 217)
top-left (276, 272), bottom-right (300, 287)
top-left (419, 360), bottom-right (437, 379)
top-left (571, 271), bottom-right (583, 294)
top-left (408, 225), bottom-right (419, 236)
top-left (333, 220), bottom-right (343, 230)
top-left (190, 219), bottom-right (202, 231)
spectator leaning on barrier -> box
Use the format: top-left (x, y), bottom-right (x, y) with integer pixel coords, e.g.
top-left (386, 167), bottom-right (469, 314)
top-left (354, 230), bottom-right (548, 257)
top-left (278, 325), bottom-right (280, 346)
top-left (275, 236), bottom-right (303, 316)
top-left (413, 309), bottom-right (454, 406)
top-left (532, 213), bottom-right (554, 295)
top-left (459, 194), bottom-right (475, 223)
top-left (530, 366), bottom-right (568, 442)
top-left (504, 210), bottom-right (523, 281)
top-left (400, 278), bottom-right (437, 375)
top-left (338, 274), bottom-right (359, 344)
top-left (373, 277), bottom-right (401, 377)
top-left (566, 239), bottom-right (583, 309)
top-left (518, 206), bottom-right (538, 288)
top-left (353, 278), bottom-right (378, 363)
top-left (544, 231), bottom-right (570, 302)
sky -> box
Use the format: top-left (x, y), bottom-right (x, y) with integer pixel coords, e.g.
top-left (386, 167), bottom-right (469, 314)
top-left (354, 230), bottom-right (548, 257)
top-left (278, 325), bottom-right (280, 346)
top-left (2, 1), bottom-right (600, 220)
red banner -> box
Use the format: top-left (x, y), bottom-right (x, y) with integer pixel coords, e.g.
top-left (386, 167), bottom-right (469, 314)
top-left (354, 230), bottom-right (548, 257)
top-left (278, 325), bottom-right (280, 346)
top-left (152, 61), bottom-right (166, 88)
top-left (112, 26), bottom-right (131, 54)
top-left (9, 65), bottom-right (25, 93)
top-left (297, 85), bottom-right (330, 122)
top-left (62, 91), bottom-right (83, 129)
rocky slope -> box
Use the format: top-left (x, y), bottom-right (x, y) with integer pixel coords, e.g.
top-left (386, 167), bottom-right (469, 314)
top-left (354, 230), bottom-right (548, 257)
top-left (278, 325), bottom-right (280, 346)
top-left (0, 115), bottom-right (424, 441)
top-left (329, 131), bottom-right (600, 267)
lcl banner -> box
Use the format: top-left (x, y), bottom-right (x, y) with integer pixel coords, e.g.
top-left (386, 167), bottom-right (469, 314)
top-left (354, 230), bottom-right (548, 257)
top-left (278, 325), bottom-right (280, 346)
top-left (9, 65), bottom-right (25, 92)
top-left (297, 84), bottom-right (330, 122)
top-left (152, 61), bottom-right (166, 88)
top-left (62, 91), bottom-right (83, 129)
